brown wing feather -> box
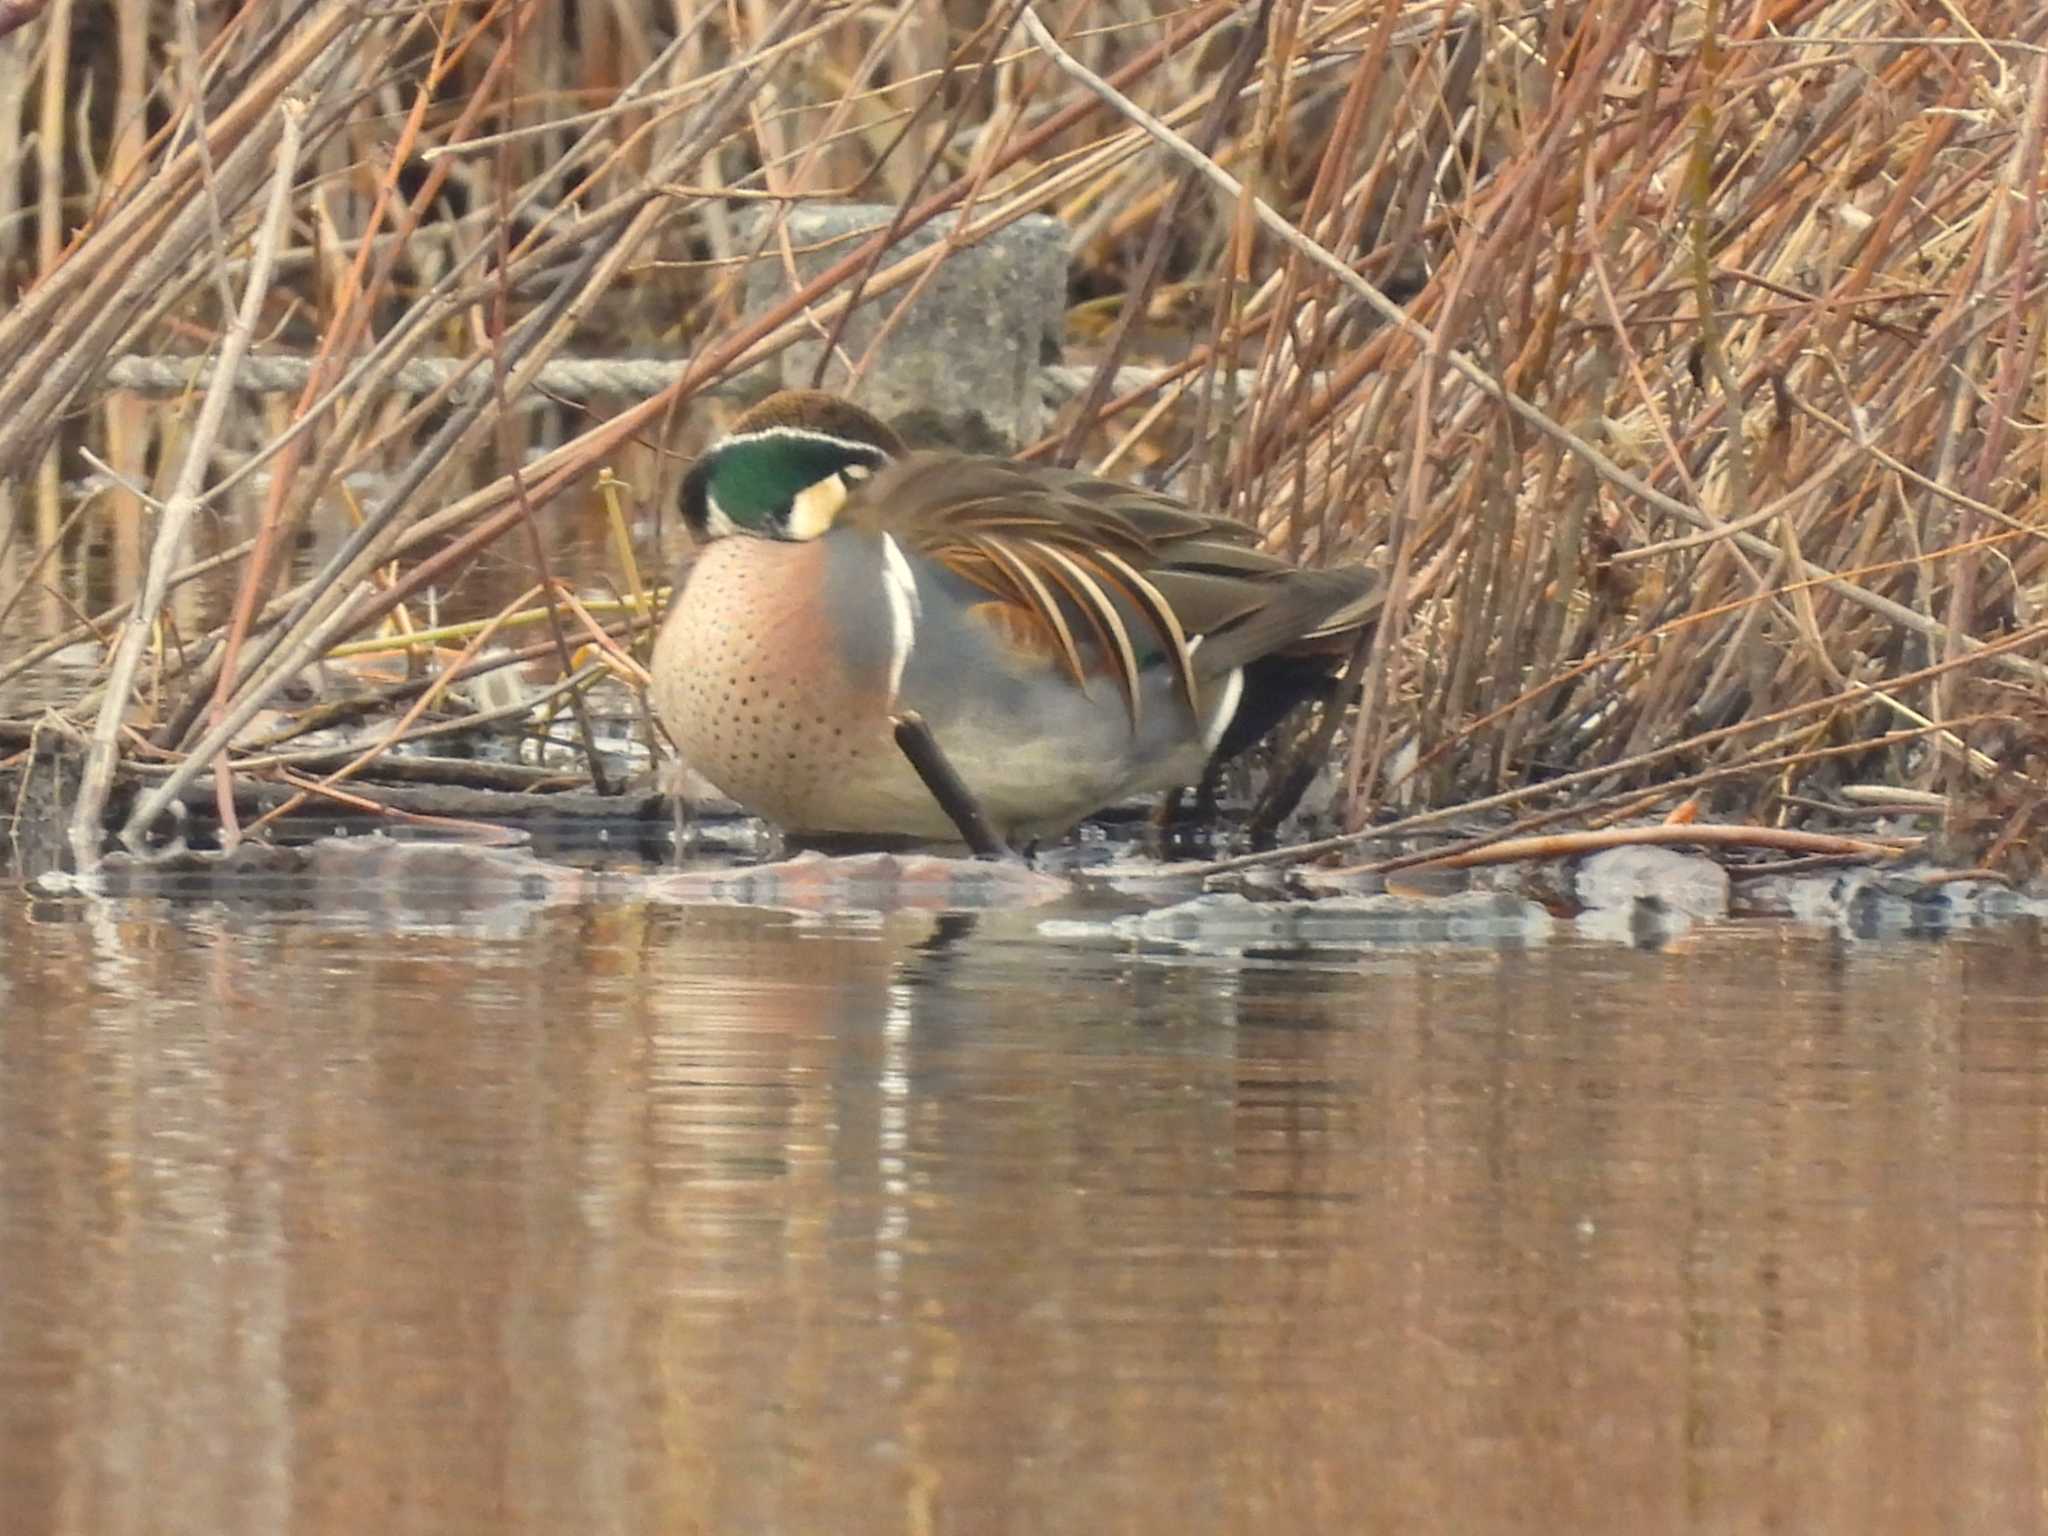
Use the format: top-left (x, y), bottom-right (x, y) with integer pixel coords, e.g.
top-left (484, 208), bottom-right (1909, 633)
top-left (1020, 538), bottom-right (1148, 725)
top-left (1055, 543), bottom-right (1200, 719)
top-left (963, 533), bottom-right (1090, 690)
top-left (840, 452), bottom-right (1380, 725)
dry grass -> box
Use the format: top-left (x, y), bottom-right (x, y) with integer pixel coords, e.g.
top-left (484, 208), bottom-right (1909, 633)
top-left (1, 0), bottom-right (2044, 867)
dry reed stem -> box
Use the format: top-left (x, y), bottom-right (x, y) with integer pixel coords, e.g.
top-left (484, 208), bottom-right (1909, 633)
top-left (1402, 821), bottom-right (1910, 873)
top-left (2, 0), bottom-right (2044, 863)
top-left (238, 578), bottom-right (545, 835)
top-left (68, 98), bottom-right (305, 872)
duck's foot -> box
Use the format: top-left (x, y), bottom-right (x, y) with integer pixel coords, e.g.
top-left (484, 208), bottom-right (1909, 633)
top-left (1246, 754), bottom-right (1320, 850)
top-left (1147, 770), bottom-right (1228, 859)
top-left (890, 710), bottom-right (1013, 861)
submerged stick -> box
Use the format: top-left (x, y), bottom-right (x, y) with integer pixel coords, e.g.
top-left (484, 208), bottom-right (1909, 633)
top-left (892, 711), bottom-right (1009, 860)
top-left (1393, 822), bottom-right (1906, 876)
top-left (67, 102), bottom-right (304, 873)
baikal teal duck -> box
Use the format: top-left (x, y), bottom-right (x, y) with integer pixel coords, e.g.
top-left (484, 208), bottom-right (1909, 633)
top-left (650, 390), bottom-right (1381, 846)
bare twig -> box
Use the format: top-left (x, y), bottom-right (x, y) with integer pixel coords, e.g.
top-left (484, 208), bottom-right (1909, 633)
top-left (68, 101), bottom-right (305, 872)
top-left (1015, 4), bottom-right (2048, 688)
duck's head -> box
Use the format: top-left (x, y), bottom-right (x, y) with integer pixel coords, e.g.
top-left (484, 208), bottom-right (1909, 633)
top-left (680, 390), bottom-right (906, 542)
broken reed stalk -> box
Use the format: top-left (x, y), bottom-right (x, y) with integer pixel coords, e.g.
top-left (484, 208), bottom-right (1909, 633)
top-left (1250, 0), bottom-right (2048, 835)
top-left (117, 215), bottom-right (627, 845)
top-left (199, 5), bottom-right (519, 824)
top-left (4, 0), bottom-right (2046, 865)
top-left (235, 579), bottom-right (547, 835)
top-left (145, 0), bottom-right (1241, 728)
top-left (67, 99), bottom-right (305, 872)
top-left (1024, 2), bottom-right (2048, 681)
top-left (0, 2), bottom-right (362, 471)
top-left (132, 0), bottom-right (831, 820)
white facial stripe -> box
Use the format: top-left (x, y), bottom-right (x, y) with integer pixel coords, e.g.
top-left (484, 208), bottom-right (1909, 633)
top-left (719, 425), bottom-right (886, 459)
top-left (879, 533), bottom-right (922, 705)
top-left (1201, 666), bottom-right (1245, 754)
top-left (702, 488), bottom-right (738, 539)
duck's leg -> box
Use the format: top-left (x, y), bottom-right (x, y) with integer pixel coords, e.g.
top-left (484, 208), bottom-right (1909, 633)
top-left (891, 710), bottom-right (1012, 860)
top-left (671, 792), bottom-right (691, 866)
top-left (661, 753), bottom-right (697, 866)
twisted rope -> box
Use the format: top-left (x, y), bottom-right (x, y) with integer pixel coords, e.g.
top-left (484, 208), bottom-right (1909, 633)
top-left (102, 353), bottom-right (1255, 405)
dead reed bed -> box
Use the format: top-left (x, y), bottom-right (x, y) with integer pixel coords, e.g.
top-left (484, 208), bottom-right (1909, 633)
top-left (0, 0), bottom-right (2043, 872)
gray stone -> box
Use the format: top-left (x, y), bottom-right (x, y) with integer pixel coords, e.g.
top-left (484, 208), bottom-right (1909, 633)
top-left (741, 204), bottom-right (1067, 451)
top-left (645, 850), bottom-right (1071, 914)
top-left (1075, 890), bottom-right (1556, 956)
top-left (1574, 845), bottom-right (1731, 920)
top-left (1738, 869), bottom-right (2046, 938)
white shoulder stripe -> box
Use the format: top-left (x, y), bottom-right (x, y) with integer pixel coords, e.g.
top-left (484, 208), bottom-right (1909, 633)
top-left (1201, 666), bottom-right (1245, 754)
top-left (879, 534), bottom-right (922, 704)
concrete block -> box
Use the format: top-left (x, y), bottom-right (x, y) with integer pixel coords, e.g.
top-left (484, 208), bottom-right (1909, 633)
top-left (742, 204), bottom-right (1067, 452)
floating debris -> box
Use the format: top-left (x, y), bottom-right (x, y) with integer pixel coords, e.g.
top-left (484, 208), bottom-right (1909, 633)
top-left (1043, 890), bottom-right (1554, 957)
top-left (645, 851), bottom-right (1073, 915)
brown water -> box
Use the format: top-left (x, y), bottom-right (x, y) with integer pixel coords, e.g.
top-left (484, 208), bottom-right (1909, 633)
top-left (3, 886), bottom-right (2046, 1534)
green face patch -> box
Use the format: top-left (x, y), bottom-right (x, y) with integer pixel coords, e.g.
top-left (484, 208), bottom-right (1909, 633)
top-left (684, 430), bottom-right (890, 540)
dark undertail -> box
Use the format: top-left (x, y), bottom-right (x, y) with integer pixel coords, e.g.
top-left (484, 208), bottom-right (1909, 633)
top-left (1210, 653), bottom-right (1350, 768)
